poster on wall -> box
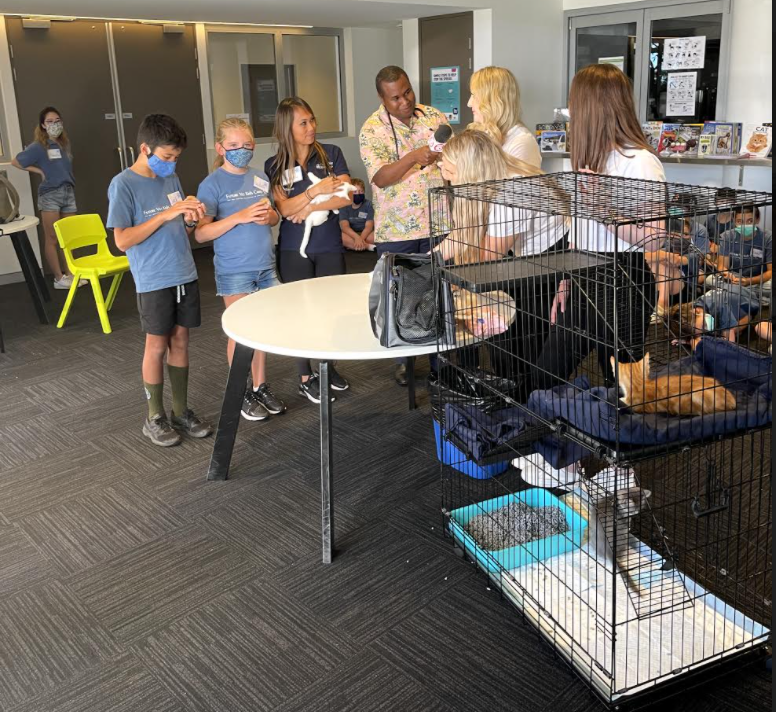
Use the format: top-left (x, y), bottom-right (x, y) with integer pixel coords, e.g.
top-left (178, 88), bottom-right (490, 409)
top-left (662, 36), bottom-right (706, 71)
top-left (666, 71), bottom-right (698, 116)
top-left (430, 66), bottom-right (461, 124)
top-left (598, 56), bottom-right (625, 72)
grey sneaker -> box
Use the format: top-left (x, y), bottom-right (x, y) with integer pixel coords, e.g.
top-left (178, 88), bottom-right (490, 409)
top-left (298, 375), bottom-right (335, 404)
top-left (241, 390), bottom-right (270, 421)
top-left (143, 414), bottom-right (182, 447)
top-left (254, 383), bottom-right (286, 415)
top-left (171, 409), bottom-right (213, 438)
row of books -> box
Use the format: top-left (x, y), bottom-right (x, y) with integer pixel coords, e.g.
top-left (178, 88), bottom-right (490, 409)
top-left (534, 121), bottom-right (773, 159)
top-left (643, 121), bottom-right (773, 159)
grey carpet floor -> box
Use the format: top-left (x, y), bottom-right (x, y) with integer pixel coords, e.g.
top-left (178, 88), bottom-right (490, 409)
top-left (0, 248), bottom-right (770, 712)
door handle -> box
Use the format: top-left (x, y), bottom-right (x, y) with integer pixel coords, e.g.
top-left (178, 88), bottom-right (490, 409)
top-left (116, 146), bottom-right (125, 171)
top-left (128, 146), bottom-right (136, 164)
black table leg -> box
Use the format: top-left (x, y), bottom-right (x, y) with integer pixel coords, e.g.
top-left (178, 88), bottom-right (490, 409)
top-left (207, 342), bottom-right (253, 481)
top-left (10, 232), bottom-right (51, 324)
top-left (19, 231), bottom-right (51, 302)
top-left (319, 360), bottom-right (335, 564)
top-left (407, 356), bottom-right (417, 410)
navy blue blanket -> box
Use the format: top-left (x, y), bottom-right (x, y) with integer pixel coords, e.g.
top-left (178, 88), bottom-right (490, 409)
top-left (527, 337), bottom-right (771, 466)
top-left (444, 338), bottom-right (771, 469)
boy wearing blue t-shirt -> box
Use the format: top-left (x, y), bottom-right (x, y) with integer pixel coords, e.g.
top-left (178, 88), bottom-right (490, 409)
top-left (711, 205), bottom-right (772, 307)
top-left (196, 118), bottom-right (285, 422)
top-left (339, 178), bottom-right (375, 251)
top-left (107, 114), bottom-right (212, 447)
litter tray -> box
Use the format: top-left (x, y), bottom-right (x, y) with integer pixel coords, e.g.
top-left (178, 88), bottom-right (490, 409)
top-left (448, 488), bottom-right (588, 573)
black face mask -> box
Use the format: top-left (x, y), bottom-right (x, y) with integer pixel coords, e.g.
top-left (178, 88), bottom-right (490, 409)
top-left (353, 194), bottom-right (365, 205)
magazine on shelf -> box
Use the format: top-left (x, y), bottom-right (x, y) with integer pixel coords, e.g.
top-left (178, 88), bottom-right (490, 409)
top-left (739, 124), bottom-right (773, 158)
top-left (700, 122), bottom-right (742, 156)
top-left (657, 123), bottom-right (702, 156)
top-left (539, 130), bottom-right (566, 153)
top-left (642, 121), bottom-right (663, 152)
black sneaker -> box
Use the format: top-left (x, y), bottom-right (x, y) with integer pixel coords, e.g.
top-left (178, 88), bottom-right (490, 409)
top-left (298, 375), bottom-right (336, 404)
top-left (253, 383), bottom-right (286, 415)
top-left (316, 365), bottom-right (350, 391)
top-left (143, 414), bottom-right (182, 447)
top-left (241, 390), bottom-right (270, 421)
top-left (171, 409), bottom-right (213, 438)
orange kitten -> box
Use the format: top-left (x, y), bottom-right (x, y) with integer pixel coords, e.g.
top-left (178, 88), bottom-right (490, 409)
top-left (612, 353), bottom-right (737, 416)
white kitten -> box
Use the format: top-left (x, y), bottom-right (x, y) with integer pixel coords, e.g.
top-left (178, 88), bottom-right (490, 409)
top-left (299, 173), bottom-right (356, 258)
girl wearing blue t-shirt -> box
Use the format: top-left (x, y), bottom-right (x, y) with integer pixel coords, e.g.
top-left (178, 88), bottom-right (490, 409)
top-left (195, 118), bottom-right (285, 421)
top-left (265, 97), bottom-right (353, 404)
top-left (13, 106), bottom-right (84, 291)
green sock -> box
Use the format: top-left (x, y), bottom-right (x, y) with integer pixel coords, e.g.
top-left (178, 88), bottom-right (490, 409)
top-left (144, 382), bottom-right (164, 419)
top-left (167, 364), bottom-right (189, 417)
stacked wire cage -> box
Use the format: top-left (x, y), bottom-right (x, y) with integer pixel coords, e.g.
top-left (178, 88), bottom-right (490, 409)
top-left (429, 172), bottom-right (772, 708)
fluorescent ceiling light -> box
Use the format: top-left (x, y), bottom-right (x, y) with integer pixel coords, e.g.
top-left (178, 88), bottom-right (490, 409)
top-left (13, 13), bottom-right (312, 28)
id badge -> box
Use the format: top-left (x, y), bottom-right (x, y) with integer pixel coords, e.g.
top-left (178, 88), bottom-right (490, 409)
top-left (254, 175), bottom-right (270, 193)
top-left (283, 166), bottom-right (304, 184)
top-left (751, 248), bottom-right (764, 259)
top-left (167, 191), bottom-right (183, 205)
top-left (47, 148), bottom-right (62, 160)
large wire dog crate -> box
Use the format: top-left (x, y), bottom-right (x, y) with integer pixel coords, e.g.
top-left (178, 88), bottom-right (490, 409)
top-left (429, 172), bottom-right (772, 707)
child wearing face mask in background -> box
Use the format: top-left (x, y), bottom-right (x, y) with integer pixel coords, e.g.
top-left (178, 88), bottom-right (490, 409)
top-left (108, 113), bottom-right (212, 448)
top-left (195, 118), bottom-right (286, 422)
top-left (338, 178), bottom-right (376, 251)
top-left (12, 106), bottom-right (86, 290)
top-left (705, 187), bottom-right (737, 243)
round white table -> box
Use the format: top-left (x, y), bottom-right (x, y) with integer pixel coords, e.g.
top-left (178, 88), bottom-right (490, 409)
top-left (207, 273), bottom-right (444, 563)
top-left (0, 215), bottom-right (51, 325)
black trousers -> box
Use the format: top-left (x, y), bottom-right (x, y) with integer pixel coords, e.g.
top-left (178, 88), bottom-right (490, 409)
top-left (530, 251), bottom-right (656, 392)
top-left (278, 250), bottom-right (346, 377)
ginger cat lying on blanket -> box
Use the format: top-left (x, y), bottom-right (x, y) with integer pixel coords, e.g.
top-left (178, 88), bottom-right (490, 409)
top-left (612, 353), bottom-right (737, 416)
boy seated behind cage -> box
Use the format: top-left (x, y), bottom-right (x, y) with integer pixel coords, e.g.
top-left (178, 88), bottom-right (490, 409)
top-left (667, 286), bottom-right (761, 350)
top-left (646, 193), bottom-right (715, 322)
top-left (706, 204), bottom-right (772, 307)
top-left (339, 178), bottom-right (376, 251)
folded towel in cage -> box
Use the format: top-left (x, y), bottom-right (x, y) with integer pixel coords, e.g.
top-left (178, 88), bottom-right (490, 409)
top-left (443, 403), bottom-right (530, 461)
top-left (526, 338), bottom-right (771, 458)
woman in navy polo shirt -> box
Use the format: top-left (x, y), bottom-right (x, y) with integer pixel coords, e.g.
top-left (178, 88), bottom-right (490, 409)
top-left (265, 97), bottom-right (353, 404)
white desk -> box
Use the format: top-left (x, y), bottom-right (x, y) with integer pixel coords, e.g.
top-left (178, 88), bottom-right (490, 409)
top-left (0, 215), bottom-right (51, 325)
top-left (208, 273), bottom-right (442, 563)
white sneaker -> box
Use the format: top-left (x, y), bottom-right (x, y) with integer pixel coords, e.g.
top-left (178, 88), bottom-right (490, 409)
top-left (53, 275), bottom-right (87, 290)
top-left (512, 453), bottom-right (579, 491)
top-left (366, 244), bottom-right (376, 252)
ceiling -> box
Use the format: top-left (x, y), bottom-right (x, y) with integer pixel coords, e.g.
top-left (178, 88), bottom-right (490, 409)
top-left (0, 0), bottom-right (480, 29)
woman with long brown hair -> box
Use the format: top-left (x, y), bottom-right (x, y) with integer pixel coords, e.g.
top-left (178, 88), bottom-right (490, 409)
top-left (523, 63), bottom-right (664, 489)
top-left (264, 97), bottom-right (353, 403)
top-left (12, 106), bottom-right (84, 290)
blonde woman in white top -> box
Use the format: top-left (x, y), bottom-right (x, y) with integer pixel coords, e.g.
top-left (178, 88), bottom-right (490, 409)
top-left (467, 67), bottom-right (542, 170)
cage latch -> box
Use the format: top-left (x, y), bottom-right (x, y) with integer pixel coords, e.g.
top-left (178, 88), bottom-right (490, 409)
top-left (691, 464), bottom-right (731, 518)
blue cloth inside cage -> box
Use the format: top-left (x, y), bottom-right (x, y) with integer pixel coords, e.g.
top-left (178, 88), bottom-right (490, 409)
top-left (443, 404), bottom-right (529, 462)
top-left (526, 337), bottom-right (772, 467)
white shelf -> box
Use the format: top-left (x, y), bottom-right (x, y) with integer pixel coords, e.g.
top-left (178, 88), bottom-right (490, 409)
top-left (540, 152), bottom-right (772, 168)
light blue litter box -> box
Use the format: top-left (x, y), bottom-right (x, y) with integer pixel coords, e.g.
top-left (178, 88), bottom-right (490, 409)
top-left (448, 488), bottom-right (588, 573)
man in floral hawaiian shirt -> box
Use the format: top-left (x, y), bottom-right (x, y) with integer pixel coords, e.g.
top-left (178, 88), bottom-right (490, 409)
top-left (359, 65), bottom-right (448, 385)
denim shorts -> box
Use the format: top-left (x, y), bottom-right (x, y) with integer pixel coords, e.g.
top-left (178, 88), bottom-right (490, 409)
top-left (215, 268), bottom-right (280, 296)
top-left (38, 184), bottom-right (77, 213)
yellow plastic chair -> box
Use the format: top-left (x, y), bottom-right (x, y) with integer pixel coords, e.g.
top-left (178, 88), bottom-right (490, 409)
top-left (54, 214), bottom-right (130, 334)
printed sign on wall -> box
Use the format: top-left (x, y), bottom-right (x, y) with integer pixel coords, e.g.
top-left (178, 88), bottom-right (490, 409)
top-left (430, 66), bottom-right (461, 124)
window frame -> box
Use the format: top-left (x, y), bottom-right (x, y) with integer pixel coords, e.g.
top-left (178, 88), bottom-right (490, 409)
top-left (563, 0), bottom-right (733, 124)
top-left (204, 24), bottom-right (347, 144)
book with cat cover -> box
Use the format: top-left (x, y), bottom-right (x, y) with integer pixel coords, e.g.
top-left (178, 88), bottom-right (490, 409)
top-left (658, 124), bottom-right (701, 156)
top-left (739, 124), bottom-right (773, 158)
top-left (642, 121), bottom-right (663, 152)
top-left (539, 130), bottom-right (566, 152)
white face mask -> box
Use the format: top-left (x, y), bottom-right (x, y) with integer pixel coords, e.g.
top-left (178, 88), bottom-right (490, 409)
top-left (46, 121), bottom-right (63, 138)
top-left (703, 314), bottom-right (715, 332)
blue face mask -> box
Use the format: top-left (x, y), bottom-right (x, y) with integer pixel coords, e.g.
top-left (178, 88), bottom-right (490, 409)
top-left (703, 314), bottom-right (715, 332)
top-left (738, 224), bottom-right (756, 238)
top-left (224, 147), bottom-right (254, 169)
top-left (147, 152), bottom-right (176, 178)
top-left (668, 206), bottom-right (684, 216)
top-left (353, 193), bottom-right (365, 205)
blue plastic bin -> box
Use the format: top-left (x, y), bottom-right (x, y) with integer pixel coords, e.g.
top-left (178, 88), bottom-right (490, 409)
top-left (448, 488), bottom-right (588, 572)
top-left (433, 419), bottom-right (509, 479)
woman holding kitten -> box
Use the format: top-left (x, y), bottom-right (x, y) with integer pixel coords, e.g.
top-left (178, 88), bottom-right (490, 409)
top-left (265, 98), bottom-right (353, 403)
top-left (195, 118), bottom-right (286, 421)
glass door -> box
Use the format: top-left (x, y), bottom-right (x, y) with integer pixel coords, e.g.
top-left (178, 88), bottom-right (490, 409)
top-left (642, 2), bottom-right (730, 123)
top-left (568, 11), bottom-right (646, 106)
